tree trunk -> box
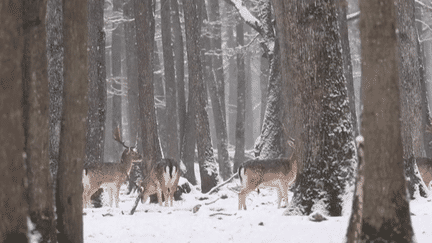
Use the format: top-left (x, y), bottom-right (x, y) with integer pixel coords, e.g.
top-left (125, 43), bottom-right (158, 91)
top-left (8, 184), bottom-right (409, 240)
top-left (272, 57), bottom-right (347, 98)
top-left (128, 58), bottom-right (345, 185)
top-left (338, 0), bottom-right (358, 138)
top-left (183, 0), bottom-right (220, 193)
top-left (154, 39), bottom-right (167, 157)
top-left (202, 1), bottom-right (232, 180)
top-left (134, 0), bottom-right (163, 175)
top-left (224, 2), bottom-right (237, 146)
top-left (171, 0), bottom-right (187, 156)
top-left (86, 0), bottom-right (106, 167)
top-left (21, 0), bottom-right (58, 241)
top-left (161, 0), bottom-right (180, 161)
top-left (396, 0), bottom-right (427, 199)
top-left (111, 0), bottom-right (124, 162)
top-left (233, 20), bottom-right (246, 173)
top-left (124, 0), bottom-right (140, 151)
top-left (273, 0), bottom-right (356, 216)
top-left (208, 0), bottom-right (226, 122)
top-left (346, 0), bottom-right (415, 241)
top-left (0, 2), bottom-right (28, 241)
top-left (56, 0), bottom-right (88, 241)
top-left (47, 0), bottom-right (63, 195)
top-left (260, 55), bottom-right (269, 129)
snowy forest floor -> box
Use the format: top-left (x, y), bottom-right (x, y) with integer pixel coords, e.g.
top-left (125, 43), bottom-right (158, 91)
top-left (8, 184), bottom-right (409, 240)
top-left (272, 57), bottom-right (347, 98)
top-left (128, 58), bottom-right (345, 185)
top-left (84, 173), bottom-right (432, 243)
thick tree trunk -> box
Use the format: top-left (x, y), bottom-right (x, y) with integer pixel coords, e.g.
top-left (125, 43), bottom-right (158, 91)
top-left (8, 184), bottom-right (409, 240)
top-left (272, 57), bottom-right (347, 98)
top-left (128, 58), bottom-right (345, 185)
top-left (153, 39), bottom-right (167, 157)
top-left (183, 0), bottom-right (220, 193)
top-left (56, 0), bottom-right (88, 241)
top-left (134, 0), bottom-right (163, 175)
top-left (396, 0), bottom-right (427, 199)
top-left (260, 55), bottom-right (269, 129)
top-left (273, 0), bottom-right (356, 216)
top-left (0, 2), bottom-right (28, 241)
top-left (22, 0), bottom-right (57, 241)
top-left (86, 0), bottom-right (106, 167)
top-left (161, 0), bottom-right (180, 161)
top-left (346, 0), bottom-right (415, 241)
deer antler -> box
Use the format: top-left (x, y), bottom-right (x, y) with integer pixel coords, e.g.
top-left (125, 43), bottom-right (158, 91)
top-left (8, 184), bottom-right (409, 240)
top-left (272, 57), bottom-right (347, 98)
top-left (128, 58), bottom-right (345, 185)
top-left (113, 126), bottom-right (128, 149)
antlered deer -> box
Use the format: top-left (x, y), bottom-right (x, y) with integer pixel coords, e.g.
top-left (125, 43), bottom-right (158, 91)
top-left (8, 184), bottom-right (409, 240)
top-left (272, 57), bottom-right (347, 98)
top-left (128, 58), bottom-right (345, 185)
top-left (82, 128), bottom-right (142, 208)
top-left (129, 158), bottom-right (180, 214)
top-left (238, 158), bottom-right (297, 210)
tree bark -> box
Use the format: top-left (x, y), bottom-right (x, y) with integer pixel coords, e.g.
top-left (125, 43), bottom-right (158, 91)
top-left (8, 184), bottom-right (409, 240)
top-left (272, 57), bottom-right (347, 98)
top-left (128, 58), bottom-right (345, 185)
top-left (134, 0), bottom-right (163, 175)
top-left (346, 0), bottom-right (415, 241)
top-left (161, 0), bottom-right (180, 161)
top-left (0, 2), bottom-right (28, 241)
top-left (124, 0), bottom-right (140, 151)
top-left (202, 1), bottom-right (232, 180)
top-left (22, 0), bottom-right (57, 241)
top-left (208, 0), bottom-right (226, 122)
top-left (233, 20), bottom-right (246, 173)
top-left (56, 0), bottom-right (88, 241)
top-left (183, 0), bottom-right (220, 193)
top-left (111, 0), bottom-right (124, 162)
top-left (273, 0), bottom-right (356, 216)
top-left (396, 0), bottom-right (427, 199)
top-left (86, 0), bottom-right (106, 168)
top-left (171, 0), bottom-right (187, 156)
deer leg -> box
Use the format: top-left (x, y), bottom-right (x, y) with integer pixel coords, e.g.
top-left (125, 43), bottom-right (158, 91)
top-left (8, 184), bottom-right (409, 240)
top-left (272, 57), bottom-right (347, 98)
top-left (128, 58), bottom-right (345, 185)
top-left (115, 183), bottom-right (121, 208)
top-left (156, 187), bottom-right (163, 206)
top-left (238, 187), bottom-right (254, 210)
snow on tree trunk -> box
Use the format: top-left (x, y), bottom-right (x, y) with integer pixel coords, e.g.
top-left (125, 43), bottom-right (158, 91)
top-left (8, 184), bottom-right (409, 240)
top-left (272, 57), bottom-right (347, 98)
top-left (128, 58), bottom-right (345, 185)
top-left (273, 0), bottom-right (356, 216)
top-left (183, 0), bottom-right (220, 193)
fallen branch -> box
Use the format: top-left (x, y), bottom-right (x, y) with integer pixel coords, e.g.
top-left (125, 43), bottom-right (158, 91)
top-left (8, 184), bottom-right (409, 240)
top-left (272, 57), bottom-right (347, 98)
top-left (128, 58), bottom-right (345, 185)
top-left (209, 213), bottom-right (234, 217)
top-left (205, 198), bottom-right (220, 206)
top-left (206, 173), bottom-right (238, 195)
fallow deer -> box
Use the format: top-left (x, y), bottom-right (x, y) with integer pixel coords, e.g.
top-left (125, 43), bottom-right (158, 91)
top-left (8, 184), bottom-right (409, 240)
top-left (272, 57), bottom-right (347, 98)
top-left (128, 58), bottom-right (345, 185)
top-left (82, 128), bottom-right (142, 208)
top-left (238, 157), bottom-right (297, 210)
top-left (416, 157), bottom-right (432, 190)
top-left (140, 158), bottom-right (181, 207)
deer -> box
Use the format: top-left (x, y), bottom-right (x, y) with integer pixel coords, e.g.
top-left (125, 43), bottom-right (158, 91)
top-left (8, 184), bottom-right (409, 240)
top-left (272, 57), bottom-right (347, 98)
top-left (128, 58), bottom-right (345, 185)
top-left (82, 128), bottom-right (142, 208)
top-left (129, 158), bottom-right (180, 214)
top-left (238, 157), bottom-right (297, 210)
top-left (416, 157), bottom-right (432, 190)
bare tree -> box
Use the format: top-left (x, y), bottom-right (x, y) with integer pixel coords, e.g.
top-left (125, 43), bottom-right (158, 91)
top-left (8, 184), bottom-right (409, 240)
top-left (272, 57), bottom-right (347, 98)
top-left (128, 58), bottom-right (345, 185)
top-left (183, 0), bottom-right (220, 192)
top-left (346, 0), bottom-right (415, 241)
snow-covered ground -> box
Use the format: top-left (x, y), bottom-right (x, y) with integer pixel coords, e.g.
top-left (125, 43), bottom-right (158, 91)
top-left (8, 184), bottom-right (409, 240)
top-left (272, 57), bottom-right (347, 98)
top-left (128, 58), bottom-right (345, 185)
top-left (84, 178), bottom-right (432, 243)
